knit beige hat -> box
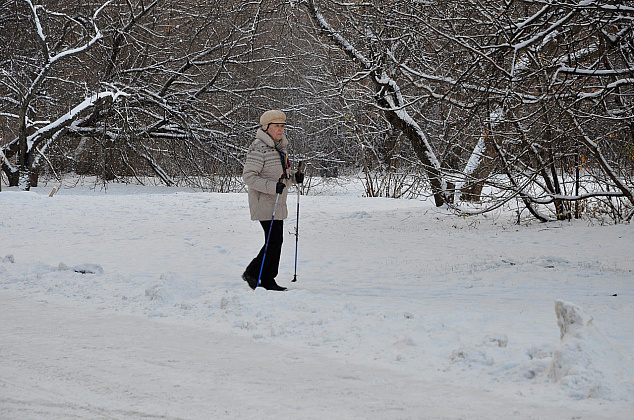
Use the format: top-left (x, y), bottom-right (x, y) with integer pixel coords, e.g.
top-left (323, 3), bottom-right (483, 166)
top-left (260, 110), bottom-right (286, 129)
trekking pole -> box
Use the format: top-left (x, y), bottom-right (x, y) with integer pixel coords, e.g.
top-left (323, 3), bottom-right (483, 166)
top-left (257, 182), bottom-right (282, 288)
top-left (292, 162), bottom-right (303, 282)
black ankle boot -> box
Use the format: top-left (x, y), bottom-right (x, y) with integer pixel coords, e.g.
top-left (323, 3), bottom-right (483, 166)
top-left (261, 278), bottom-right (287, 291)
top-left (242, 271), bottom-right (258, 290)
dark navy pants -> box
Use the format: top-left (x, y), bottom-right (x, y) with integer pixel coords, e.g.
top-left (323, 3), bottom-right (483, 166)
top-left (246, 220), bottom-right (283, 283)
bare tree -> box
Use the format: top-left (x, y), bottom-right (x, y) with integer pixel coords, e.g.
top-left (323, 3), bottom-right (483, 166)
top-left (296, 0), bottom-right (451, 205)
top-left (2, 1), bottom-right (632, 223)
top-left (1, 0), bottom-right (314, 191)
top-left (1, 0), bottom-right (120, 190)
top-left (295, 0), bottom-right (633, 222)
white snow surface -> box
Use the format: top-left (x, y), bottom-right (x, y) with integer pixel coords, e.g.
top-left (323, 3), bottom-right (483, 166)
top-left (1, 178), bottom-right (633, 419)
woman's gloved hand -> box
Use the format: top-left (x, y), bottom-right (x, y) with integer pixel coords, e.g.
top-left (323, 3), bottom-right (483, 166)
top-left (276, 181), bottom-right (286, 194)
top-left (295, 172), bottom-right (304, 184)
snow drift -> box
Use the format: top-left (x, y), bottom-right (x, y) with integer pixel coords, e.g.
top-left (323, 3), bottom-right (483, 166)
top-left (548, 300), bottom-right (633, 401)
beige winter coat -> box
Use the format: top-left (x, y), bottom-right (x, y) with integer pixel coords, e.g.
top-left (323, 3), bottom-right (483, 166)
top-left (243, 129), bottom-right (296, 221)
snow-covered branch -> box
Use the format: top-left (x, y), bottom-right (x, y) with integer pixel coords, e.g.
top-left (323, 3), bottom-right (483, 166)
top-left (531, 190), bottom-right (627, 205)
top-left (27, 91), bottom-right (127, 152)
top-left (305, 0), bottom-right (373, 70)
top-left (0, 147), bottom-right (16, 173)
top-left (557, 67), bottom-right (634, 77)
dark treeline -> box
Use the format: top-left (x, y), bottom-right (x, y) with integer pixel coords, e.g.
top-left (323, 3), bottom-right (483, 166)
top-left (1, 0), bottom-right (633, 222)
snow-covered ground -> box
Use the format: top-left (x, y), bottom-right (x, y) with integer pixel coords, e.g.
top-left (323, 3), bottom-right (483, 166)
top-left (1, 178), bottom-right (633, 419)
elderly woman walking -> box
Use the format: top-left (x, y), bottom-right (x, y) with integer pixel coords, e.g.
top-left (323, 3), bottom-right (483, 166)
top-left (242, 110), bottom-right (303, 291)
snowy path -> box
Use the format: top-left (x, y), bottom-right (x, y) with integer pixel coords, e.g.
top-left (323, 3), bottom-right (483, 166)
top-left (0, 290), bottom-right (618, 420)
top-left (1, 182), bottom-right (633, 419)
